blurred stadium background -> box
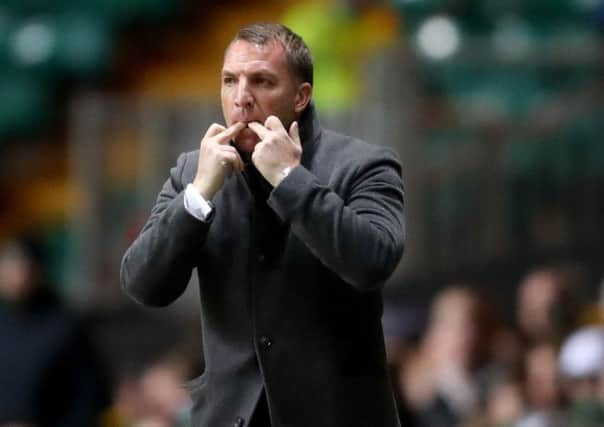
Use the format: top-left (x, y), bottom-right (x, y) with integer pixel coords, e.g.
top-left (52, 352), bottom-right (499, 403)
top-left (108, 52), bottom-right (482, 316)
top-left (2, 0), bottom-right (604, 425)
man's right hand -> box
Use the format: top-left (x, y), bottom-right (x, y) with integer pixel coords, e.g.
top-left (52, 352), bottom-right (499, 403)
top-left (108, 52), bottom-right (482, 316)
top-left (192, 122), bottom-right (246, 199)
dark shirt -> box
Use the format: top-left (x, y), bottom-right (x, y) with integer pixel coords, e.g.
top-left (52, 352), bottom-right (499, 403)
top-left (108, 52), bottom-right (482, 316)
top-left (0, 289), bottom-right (108, 426)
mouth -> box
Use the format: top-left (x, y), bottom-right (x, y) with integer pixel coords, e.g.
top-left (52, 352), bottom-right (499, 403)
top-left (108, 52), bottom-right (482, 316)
top-left (239, 119), bottom-right (261, 126)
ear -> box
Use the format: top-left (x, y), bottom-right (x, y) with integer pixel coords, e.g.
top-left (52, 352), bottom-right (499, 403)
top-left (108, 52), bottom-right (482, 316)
top-left (294, 82), bottom-right (312, 114)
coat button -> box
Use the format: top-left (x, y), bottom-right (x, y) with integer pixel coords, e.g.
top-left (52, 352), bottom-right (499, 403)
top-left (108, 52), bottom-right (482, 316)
top-left (258, 253), bottom-right (265, 263)
top-left (233, 416), bottom-right (244, 427)
top-left (259, 335), bottom-right (272, 350)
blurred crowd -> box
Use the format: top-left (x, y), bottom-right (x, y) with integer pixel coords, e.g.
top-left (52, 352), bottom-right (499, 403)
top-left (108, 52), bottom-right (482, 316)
top-left (386, 266), bottom-right (604, 427)
top-left (0, 238), bottom-right (201, 427)
top-left (2, 234), bottom-right (604, 427)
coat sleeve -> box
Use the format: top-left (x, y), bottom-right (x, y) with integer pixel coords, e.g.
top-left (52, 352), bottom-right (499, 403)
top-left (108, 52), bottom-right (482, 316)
top-left (120, 152), bottom-right (210, 306)
top-left (267, 147), bottom-right (405, 292)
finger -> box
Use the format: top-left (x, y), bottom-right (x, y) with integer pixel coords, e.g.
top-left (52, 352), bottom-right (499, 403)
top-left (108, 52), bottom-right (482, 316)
top-left (247, 122), bottom-right (270, 139)
top-left (222, 152), bottom-right (242, 171)
top-left (216, 122), bottom-right (246, 145)
top-left (264, 115), bottom-right (286, 132)
top-left (234, 151), bottom-right (244, 172)
top-left (251, 141), bottom-right (264, 167)
top-left (204, 123), bottom-right (226, 139)
top-left (251, 150), bottom-right (259, 168)
top-left (289, 121), bottom-right (301, 147)
top-left (219, 146), bottom-right (244, 172)
top-left (219, 145), bottom-right (239, 155)
top-left (219, 158), bottom-right (230, 170)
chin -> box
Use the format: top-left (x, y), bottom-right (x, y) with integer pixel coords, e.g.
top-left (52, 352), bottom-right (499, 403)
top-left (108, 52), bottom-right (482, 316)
top-left (234, 129), bottom-right (259, 153)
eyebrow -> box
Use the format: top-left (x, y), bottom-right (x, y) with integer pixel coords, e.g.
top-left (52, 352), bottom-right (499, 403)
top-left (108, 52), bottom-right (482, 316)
top-left (221, 68), bottom-right (279, 78)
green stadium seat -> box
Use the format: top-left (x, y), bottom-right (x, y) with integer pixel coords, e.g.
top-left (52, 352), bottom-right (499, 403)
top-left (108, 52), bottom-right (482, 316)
top-left (0, 73), bottom-right (49, 138)
top-left (54, 13), bottom-right (111, 78)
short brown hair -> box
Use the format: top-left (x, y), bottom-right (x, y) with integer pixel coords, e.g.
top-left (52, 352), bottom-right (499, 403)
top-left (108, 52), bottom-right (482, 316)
top-left (231, 23), bottom-right (313, 85)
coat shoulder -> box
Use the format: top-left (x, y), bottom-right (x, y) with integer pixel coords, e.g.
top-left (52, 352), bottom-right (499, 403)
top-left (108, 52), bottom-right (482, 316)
top-left (316, 128), bottom-right (401, 171)
top-left (174, 149), bottom-right (200, 187)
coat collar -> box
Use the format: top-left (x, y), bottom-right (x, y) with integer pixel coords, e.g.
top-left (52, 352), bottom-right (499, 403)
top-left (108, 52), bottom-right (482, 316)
top-left (299, 102), bottom-right (322, 167)
top-left (235, 102), bottom-right (322, 202)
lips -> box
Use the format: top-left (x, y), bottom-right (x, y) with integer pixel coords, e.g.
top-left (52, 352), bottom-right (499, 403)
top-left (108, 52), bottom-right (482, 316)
top-left (233, 119), bottom-right (262, 127)
top-left (230, 110), bottom-right (263, 124)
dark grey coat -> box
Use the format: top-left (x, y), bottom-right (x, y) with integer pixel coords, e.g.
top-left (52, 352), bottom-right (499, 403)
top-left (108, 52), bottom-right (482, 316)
top-left (121, 105), bottom-right (405, 427)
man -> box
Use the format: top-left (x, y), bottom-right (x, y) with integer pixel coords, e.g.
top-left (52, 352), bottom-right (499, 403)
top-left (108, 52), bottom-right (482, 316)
top-left (0, 238), bottom-right (109, 426)
top-left (517, 266), bottom-right (581, 345)
top-left (121, 23), bottom-right (405, 427)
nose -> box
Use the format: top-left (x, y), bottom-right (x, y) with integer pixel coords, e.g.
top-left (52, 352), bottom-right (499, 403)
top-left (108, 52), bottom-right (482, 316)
top-left (234, 79), bottom-right (254, 111)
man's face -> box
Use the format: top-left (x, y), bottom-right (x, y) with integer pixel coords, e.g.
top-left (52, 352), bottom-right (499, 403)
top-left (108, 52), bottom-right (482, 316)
top-left (518, 272), bottom-right (560, 340)
top-left (221, 39), bottom-right (301, 153)
top-left (0, 246), bottom-right (37, 303)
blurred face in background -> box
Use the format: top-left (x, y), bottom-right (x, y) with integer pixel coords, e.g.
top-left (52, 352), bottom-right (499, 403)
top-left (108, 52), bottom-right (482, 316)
top-left (524, 343), bottom-right (560, 411)
top-left (139, 362), bottom-right (190, 423)
top-left (425, 288), bottom-right (480, 370)
top-left (0, 244), bottom-right (38, 303)
top-left (221, 39), bottom-right (310, 153)
top-left (517, 271), bottom-right (561, 342)
top-left (486, 380), bottom-right (525, 426)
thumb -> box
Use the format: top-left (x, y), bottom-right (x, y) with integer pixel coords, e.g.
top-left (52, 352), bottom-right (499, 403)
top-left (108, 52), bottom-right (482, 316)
top-left (289, 121), bottom-right (301, 147)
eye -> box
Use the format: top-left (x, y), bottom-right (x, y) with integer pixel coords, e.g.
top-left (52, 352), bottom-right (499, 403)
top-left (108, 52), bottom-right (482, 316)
top-left (222, 76), bottom-right (235, 85)
top-left (253, 76), bottom-right (273, 87)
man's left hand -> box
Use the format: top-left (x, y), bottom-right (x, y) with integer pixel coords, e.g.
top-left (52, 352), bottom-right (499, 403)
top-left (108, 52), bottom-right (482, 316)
top-left (248, 116), bottom-right (302, 187)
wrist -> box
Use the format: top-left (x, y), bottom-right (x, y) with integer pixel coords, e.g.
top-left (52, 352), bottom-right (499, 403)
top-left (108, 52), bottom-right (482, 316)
top-left (192, 178), bottom-right (214, 200)
top-left (280, 165), bottom-right (293, 180)
top-left (184, 184), bottom-right (215, 222)
top-left (270, 165), bottom-right (294, 187)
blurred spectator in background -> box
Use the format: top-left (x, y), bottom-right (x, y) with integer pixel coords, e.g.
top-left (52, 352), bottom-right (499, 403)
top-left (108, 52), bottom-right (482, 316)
top-left (382, 303), bottom-right (426, 426)
top-left (516, 266), bottom-right (583, 346)
top-left (400, 285), bottom-right (497, 426)
top-left (518, 343), bottom-right (563, 426)
top-left (102, 346), bottom-right (197, 427)
top-left (0, 238), bottom-right (109, 426)
top-left (382, 302), bottom-right (425, 368)
top-left (558, 326), bottom-right (604, 427)
top-left (100, 373), bottom-right (145, 427)
top-left (581, 275), bottom-right (604, 325)
top-left (136, 346), bottom-right (200, 427)
top-left (481, 374), bottom-right (525, 427)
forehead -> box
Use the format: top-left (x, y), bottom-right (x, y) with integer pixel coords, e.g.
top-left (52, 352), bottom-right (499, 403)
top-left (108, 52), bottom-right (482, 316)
top-left (223, 39), bottom-right (289, 74)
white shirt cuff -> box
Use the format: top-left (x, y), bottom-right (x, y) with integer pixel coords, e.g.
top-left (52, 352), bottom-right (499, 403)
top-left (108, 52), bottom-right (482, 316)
top-left (184, 183), bottom-right (213, 221)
